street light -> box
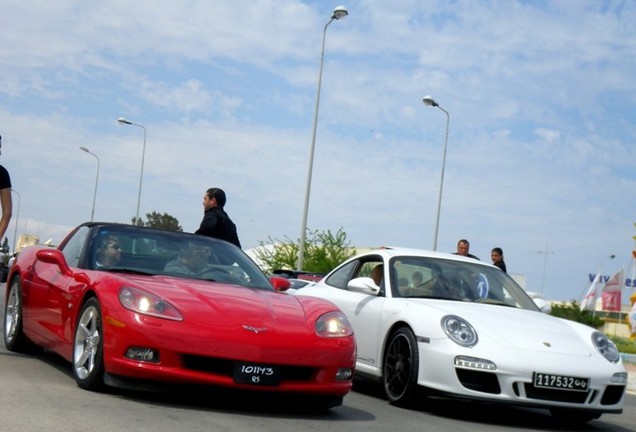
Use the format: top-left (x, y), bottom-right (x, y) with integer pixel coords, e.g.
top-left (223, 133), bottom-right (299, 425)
top-left (422, 95), bottom-right (449, 251)
top-left (10, 189), bottom-right (20, 253)
top-left (297, 5), bottom-right (348, 271)
top-left (79, 146), bottom-right (100, 222)
top-left (117, 117), bottom-right (146, 224)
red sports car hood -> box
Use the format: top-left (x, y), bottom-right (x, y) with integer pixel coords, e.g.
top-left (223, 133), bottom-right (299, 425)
top-left (122, 275), bottom-right (310, 332)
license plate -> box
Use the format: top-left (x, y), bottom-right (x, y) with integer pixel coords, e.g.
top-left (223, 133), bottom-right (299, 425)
top-left (533, 372), bottom-right (589, 392)
top-left (233, 362), bottom-right (281, 386)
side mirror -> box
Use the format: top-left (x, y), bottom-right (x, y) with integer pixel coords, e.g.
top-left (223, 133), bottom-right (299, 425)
top-left (36, 249), bottom-right (73, 277)
top-left (270, 276), bottom-right (291, 292)
top-left (347, 277), bottom-right (381, 295)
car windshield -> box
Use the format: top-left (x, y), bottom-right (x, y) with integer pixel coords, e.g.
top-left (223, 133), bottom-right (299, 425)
top-left (85, 225), bottom-right (273, 291)
top-left (389, 256), bottom-right (539, 311)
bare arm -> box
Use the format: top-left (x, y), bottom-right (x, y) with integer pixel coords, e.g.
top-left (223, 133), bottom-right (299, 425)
top-left (0, 188), bottom-right (12, 240)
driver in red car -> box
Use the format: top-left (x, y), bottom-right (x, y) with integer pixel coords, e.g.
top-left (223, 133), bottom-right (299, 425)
top-left (95, 236), bottom-right (121, 268)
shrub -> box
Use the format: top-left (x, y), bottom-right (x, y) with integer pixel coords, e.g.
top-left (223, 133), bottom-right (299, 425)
top-left (549, 301), bottom-right (604, 328)
top-left (611, 336), bottom-right (636, 354)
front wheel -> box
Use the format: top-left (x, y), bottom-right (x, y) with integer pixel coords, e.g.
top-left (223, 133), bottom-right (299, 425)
top-left (73, 297), bottom-right (105, 391)
top-left (4, 277), bottom-right (39, 353)
top-left (383, 327), bottom-right (420, 407)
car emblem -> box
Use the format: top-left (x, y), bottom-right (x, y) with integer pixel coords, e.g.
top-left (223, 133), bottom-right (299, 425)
top-left (243, 325), bottom-right (268, 334)
top-left (543, 342), bottom-right (551, 348)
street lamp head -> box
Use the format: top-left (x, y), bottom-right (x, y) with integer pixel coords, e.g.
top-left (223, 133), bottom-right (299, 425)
top-left (117, 117), bottom-right (132, 125)
top-left (332, 5), bottom-right (348, 20)
top-left (79, 146), bottom-right (89, 153)
top-left (422, 95), bottom-right (438, 107)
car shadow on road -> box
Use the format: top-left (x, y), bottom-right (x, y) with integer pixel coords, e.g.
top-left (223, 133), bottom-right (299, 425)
top-left (350, 377), bottom-right (629, 432)
top-left (17, 349), bottom-right (375, 421)
top-left (117, 385), bottom-right (376, 421)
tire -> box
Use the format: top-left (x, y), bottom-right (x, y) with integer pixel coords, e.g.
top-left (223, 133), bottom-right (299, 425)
top-left (72, 297), bottom-right (106, 391)
top-left (4, 277), bottom-right (39, 353)
top-left (383, 327), bottom-right (420, 407)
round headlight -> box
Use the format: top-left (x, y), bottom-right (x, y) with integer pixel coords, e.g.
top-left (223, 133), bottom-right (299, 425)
top-left (591, 331), bottom-right (620, 363)
top-left (442, 315), bottom-right (478, 347)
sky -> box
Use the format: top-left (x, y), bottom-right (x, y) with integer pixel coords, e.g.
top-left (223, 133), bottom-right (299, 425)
top-left (2, 0), bottom-right (635, 302)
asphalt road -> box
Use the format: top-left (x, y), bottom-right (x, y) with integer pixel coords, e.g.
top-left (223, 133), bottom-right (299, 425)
top-left (1, 283), bottom-right (635, 432)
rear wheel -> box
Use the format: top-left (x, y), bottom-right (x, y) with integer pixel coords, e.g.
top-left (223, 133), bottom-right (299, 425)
top-left (383, 327), bottom-right (419, 407)
top-left (4, 277), bottom-right (39, 353)
top-left (73, 297), bottom-right (105, 391)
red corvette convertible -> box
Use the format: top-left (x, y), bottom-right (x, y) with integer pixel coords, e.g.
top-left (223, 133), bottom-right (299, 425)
top-left (3, 223), bottom-right (355, 407)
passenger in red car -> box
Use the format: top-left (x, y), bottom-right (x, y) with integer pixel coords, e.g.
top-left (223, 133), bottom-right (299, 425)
top-left (164, 243), bottom-right (211, 275)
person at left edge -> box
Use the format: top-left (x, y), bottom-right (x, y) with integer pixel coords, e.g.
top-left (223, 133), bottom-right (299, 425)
top-left (0, 135), bottom-right (13, 243)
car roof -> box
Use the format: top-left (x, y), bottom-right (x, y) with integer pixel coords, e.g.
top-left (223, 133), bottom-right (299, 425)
top-left (354, 246), bottom-right (496, 267)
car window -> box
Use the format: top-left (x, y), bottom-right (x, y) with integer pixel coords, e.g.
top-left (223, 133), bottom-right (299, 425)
top-left (60, 226), bottom-right (90, 268)
top-left (325, 255), bottom-right (385, 293)
top-left (87, 225), bottom-right (274, 291)
top-left (389, 256), bottom-right (539, 310)
top-left (324, 260), bottom-right (357, 289)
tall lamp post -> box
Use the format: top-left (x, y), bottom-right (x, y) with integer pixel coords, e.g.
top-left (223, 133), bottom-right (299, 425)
top-left (79, 146), bottom-right (100, 222)
top-left (10, 189), bottom-right (20, 253)
top-left (117, 117), bottom-right (146, 224)
top-left (422, 95), bottom-right (449, 251)
top-left (297, 5), bottom-right (348, 271)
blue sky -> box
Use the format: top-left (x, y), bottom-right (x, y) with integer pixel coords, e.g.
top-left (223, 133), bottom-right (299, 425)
top-left (2, 0), bottom-right (635, 302)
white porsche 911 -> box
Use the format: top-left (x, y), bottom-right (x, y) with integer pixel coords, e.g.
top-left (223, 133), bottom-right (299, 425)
top-left (292, 247), bottom-right (628, 423)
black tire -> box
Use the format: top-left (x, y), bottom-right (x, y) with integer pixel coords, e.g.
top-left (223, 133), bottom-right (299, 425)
top-left (72, 297), bottom-right (106, 391)
top-left (383, 327), bottom-right (420, 407)
top-left (4, 277), bottom-right (39, 353)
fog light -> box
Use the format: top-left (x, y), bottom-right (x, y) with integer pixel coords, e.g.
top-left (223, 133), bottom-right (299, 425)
top-left (125, 347), bottom-right (160, 363)
top-left (455, 355), bottom-right (496, 371)
top-left (336, 368), bottom-right (353, 381)
top-left (611, 372), bottom-right (628, 384)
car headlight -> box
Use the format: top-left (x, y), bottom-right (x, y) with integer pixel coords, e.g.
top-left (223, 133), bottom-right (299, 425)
top-left (316, 311), bottom-right (354, 338)
top-left (119, 287), bottom-right (183, 321)
top-left (441, 315), bottom-right (478, 347)
top-left (591, 331), bottom-right (620, 363)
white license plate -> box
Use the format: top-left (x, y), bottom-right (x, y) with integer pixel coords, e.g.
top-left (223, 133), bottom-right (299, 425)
top-left (533, 372), bottom-right (589, 392)
top-left (233, 362), bottom-right (281, 386)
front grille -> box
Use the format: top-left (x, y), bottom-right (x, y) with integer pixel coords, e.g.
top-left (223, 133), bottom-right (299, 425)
top-left (455, 369), bottom-right (501, 394)
top-left (524, 383), bottom-right (589, 403)
top-left (600, 385), bottom-right (625, 405)
top-left (182, 355), bottom-right (315, 382)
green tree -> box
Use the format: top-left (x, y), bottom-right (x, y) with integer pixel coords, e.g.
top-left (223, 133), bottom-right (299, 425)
top-left (255, 227), bottom-right (355, 274)
top-left (132, 212), bottom-right (183, 232)
top-left (549, 301), bottom-right (604, 328)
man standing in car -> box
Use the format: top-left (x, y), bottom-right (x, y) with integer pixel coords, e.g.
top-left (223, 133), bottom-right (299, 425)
top-left (195, 187), bottom-right (241, 248)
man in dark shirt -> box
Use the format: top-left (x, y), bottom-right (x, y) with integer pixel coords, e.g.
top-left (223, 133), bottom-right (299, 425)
top-left (491, 247), bottom-right (507, 272)
top-left (453, 239), bottom-right (479, 260)
top-left (195, 187), bottom-right (241, 248)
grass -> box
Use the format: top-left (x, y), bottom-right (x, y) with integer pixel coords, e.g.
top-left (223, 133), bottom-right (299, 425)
top-left (611, 336), bottom-right (636, 355)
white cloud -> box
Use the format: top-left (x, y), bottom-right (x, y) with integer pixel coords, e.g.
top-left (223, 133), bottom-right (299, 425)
top-left (1, 0), bottom-right (635, 302)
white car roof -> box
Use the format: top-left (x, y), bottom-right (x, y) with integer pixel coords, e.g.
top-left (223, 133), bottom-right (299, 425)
top-left (357, 246), bottom-right (495, 267)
